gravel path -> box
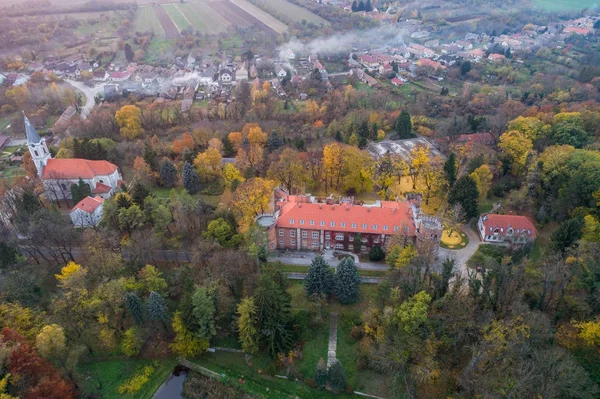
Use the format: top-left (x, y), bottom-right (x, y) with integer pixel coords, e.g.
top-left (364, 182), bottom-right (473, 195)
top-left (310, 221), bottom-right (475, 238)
top-left (438, 223), bottom-right (482, 279)
top-left (327, 312), bottom-right (339, 367)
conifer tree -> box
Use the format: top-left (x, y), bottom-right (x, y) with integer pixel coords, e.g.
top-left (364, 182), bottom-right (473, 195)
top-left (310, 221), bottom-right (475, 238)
top-left (126, 292), bottom-right (145, 325)
top-left (182, 161), bottom-right (201, 194)
top-left (444, 153), bottom-right (457, 188)
top-left (147, 291), bottom-right (169, 326)
top-left (396, 110), bottom-right (414, 139)
top-left (131, 182), bottom-right (150, 205)
top-left (159, 159), bottom-right (177, 188)
top-left (314, 357), bottom-right (327, 388)
top-left (335, 257), bottom-right (361, 304)
top-left (305, 255), bottom-right (334, 297)
top-left (327, 360), bottom-right (347, 392)
top-left (448, 176), bottom-right (479, 220)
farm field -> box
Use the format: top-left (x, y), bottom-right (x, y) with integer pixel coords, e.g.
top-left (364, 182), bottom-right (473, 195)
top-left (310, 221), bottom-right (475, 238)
top-left (135, 6), bottom-right (166, 37)
top-left (180, 2), bottom-right (229, 34)
top-left (250, 0), bottom-right (328, 25)
top-left (154, 4), bottom-right (180, 39)
top-left (533, 0), bottom-right (599, 10)
top-left (163, 4), bottom-right (193, 33)
top-left (228, 0), bottom-right (288, 34)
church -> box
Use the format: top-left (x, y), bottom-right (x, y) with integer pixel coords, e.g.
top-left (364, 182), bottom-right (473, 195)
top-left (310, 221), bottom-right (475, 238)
top-left (25, 113), bottom-right (122, 201)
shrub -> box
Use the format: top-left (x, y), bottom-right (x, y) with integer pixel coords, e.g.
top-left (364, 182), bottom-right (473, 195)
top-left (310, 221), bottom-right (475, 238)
top-left (326, 360), bottom-right (346, 392)
top-left (368, 246), bottom-right (385, 261)
top-left (117, 362), bottom-right (156, 394)
top-left (350, 326), bottom-right (364, 340)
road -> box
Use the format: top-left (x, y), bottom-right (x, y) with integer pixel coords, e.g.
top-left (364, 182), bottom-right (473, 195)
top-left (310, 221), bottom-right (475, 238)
top-left (65, 79), bottom-right (105, 119)
top-left (437, 223), bottom-right (482, 280)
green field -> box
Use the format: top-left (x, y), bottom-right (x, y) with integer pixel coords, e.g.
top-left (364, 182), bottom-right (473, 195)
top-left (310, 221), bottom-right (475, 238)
top-left (252, 0), bottom-right (328, 25)
top-left (534, 0), bottom-right (599, 11)
top-left (162, 4), bottom-right (193, 33)
top-left (184, 2), bottom-right (229, 34)
top-left (135, 6), bottom-right (166, 38)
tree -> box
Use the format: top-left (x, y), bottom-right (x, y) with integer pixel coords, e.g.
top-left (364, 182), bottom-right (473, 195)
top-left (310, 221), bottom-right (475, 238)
top-left (267, 131), bottom-right (284, 152)
top-left (351, 0), bottom-right (358, 11)
top-left (237, 297), bottom-right (259, 354)
top-left (115, 105), bottom-right (144, 139)
top-left (444, 153), bottom-right (457, 188)
top-left (191, 287), bottom-right (217, 341)
top-left (460, 60), bottom-right (472, 75)
top-left (357, 0), bottom-right (365, 11)
top-left (369, 246), bottom-right (385, 261)
top-left (267, 148), bottom-right (308, 193)
top-left (231, 178), bottom-right (275, 233)
top-left (170, 311), bottom-right (209, 357)
top-left (498, 130), bottom-right (532, 176)
top-left (126, 292), bottom-right (145, 325)
top-left (470, 165), bottom-right (493, 200)
top-left (396, 290), bottom-right (431, 333)
top-left (408, 146), bottom-right (429, 190)
top-left (203, 218), bottom-right (241, 247)
top-left (327, 360), bottom-right (347, 392)
top-left (131, 183), bottom-right (150, 205)
top-left (550, 216), bottom-right (584, 253)
top-left (395, 244), bottom-right (417, 269)
top-left (147, 291), bottom-right (169, 327)
top-left (305, 255), bottom-right (334, 297)
top-left (448, 176), bottom-right (479, 219)
top-left (173, 132), bottom-right (195, 154)
top-left (70, 178), bottom-right (91, 205)
top-left (314, 357), bottom-right (327, 388)
top-left (124, 43), bottom-right (134, 62)
top-left (35, 324), bottom-right (65, 361)
top-left (396, 110), bottom-right (414, 139)
top-left (182, 162), bottom-right (201, 194)
top-left (365, 0), bottom-right (372, 11)
top-left (159, 159), bottom-right (177, 188)
top-left (335, 257), bottom-right (360, 304)
top-left (122, 327), bottom-right (143, 356)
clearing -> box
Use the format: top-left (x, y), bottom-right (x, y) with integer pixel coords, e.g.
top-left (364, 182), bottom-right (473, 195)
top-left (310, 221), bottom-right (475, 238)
top-left (229, 0), bottom-right (288, 34)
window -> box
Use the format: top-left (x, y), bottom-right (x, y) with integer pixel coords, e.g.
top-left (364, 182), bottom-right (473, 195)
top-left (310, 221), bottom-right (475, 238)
top-left (290, 218), bottom-right (295, 224)
top-left (374, 237), bottom-right (380, 244)
top-left (340, 222), bottom-right (346, 227)
top-left (320, 221), bottom-right (325, 226)
top-left (352, 223), bottom-right (357, 228)
top-left (385, 236), bottom-right (391, 242)
top-left (349, 236), bottom-right (354, 242)
top-left (271, 243), bottom-right (275, 249)
top-left (330, 221), bottom-right (335, 227)
top-left (362, 224), bottom-right (368, 229)
top-left (325, 233), bottom-right (331, 240)
top-left (335, 243), bottom-right (344, 249)
top-left (361, 245), bottom-right (368, 252)
top-left (310, 220), bottom-right (315, 225)
top-left (372, 224), bottom-right (378, 230)
top-left (383, 225), bottom-right (389, 231)
top-left (290, 239), bottom-right (296, 246)
top-left (99, 179), bottom-right (104, 184)
top-left (312, 241), bottom-right (319, 248)
top-left (516, 229), bottom-right (520, 233)
top-left (34, 150), bottom-right (39, 156)
top-left (394, 226), bottom-right (399, 231)
top-left (302, 231), bottom-right (308, 238)
top-left (489, 227), bottom-right (493, 232)
top-left (335, 234), bottom-right (344, 241)
top-left (279, 230), bottom-right (284, 237)
top-left (279, 240), bottom-right (284, 246)
top-left (312, 232), bottom-right (319, 239)
top-left (361, 237), bottom-right (367, 243)
top-left (300, 220), bottom-right (305, 225)
top-left (348, 244), bottom-right (354, 251)
top-left (290, 230), bottom-right (296, 238)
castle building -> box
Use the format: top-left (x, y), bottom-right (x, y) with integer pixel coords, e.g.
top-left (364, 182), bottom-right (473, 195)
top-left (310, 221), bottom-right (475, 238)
top-left (25, 113), bottom-right (122, 201)
top-left (257, 188), bottom-right (442, 257)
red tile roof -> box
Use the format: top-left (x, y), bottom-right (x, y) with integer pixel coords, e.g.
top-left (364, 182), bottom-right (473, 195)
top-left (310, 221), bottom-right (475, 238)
top-left (41, 159), bottom-right (118, 179)
top-left (71, 196), bottom-right (104, 214)
top-left (276, 200), bottom-right (416, 235)
top-left (481, 214), bottom-right (536, 238)
top-left (92, 182), bottom-right (112, 194)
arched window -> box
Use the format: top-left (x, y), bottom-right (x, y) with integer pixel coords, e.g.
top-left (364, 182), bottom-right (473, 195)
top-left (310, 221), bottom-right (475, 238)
top-left (34, 150), bottom-right (39, 156)
top-left (99, 179), bottom-right (104, 184)
top-left (43, 148), bottom-right (47, 154)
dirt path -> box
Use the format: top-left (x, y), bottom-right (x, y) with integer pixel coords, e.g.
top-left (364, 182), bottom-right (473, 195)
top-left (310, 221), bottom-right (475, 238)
top-left (327, 312), bottom-right (339, 368)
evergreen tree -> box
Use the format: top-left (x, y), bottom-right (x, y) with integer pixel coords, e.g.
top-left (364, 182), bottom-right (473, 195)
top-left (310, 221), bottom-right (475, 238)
top-left (131, 183), bottom-right (150, 205)
top-left (126, 292), bottom-right (145, 325)
top-left (448, 176), bottom-right (479, 220)
top-left (358, 136), bottom-right (368, 149)
top-left (143, 145), bottom-right (158, 170)
top-left (551, 216), bottom-right (584, 253)
top-left (334, 131), bottom-right (343, 142)
top-left (147, 291), bottom-right (169, 324)
top-left (370, 122), bottom-right (378, 140)
top-left (368, 246), bottom-right (384, 261)
top-left (124, 43), bottom-right (134, 62)
top-left (335, 257), bottom-right (361, 304)
top-left (222, 136), bottom-right (235, 157)
top-left (460, 60), bottom-right (472, 75)
top-left (357, 0), bottom-right (365, 11)
top-left (305, 255), bottom-right (334, 297)
top-left (191, 287), bottom-right (217, 341)
top-left (159, 159), bottom-right (177, 188)
top-left (267, 131), bottom-right (284, 152)
top-left (365, 0), bottom-right (372, 11)
top-left (70, 183), bottom-right (81, 205)
top-left (358, 120), bottom-right (369, 139)
top-left (70, 179), bottom-right (91, 204)
top-left (314, 357), bottom-right (327, 388)
top-left (395, 110), bottom-right (414, 139)
top-left (351, 0), bottom-right (358, 11)
top-left (444, 153), bottom-right (457, 188)
top-left (182, 162), bottom-right (201, 194)
top-left (0, 242), bottom-right (17, 269)
top-left (327, 360), bottom-right (347, 392)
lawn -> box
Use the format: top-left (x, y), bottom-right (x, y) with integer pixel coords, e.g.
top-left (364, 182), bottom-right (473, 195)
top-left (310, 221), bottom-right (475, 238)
top-left (533, 0), bottom-right (599, 10)
top-left (144, 38), bottom-right (176, 64)
top-left (135, 6), bottom-right (166, 38)
top-left (77, 357), bottom-right (178, 399)
top-left (440, 228), bottom-right (468, 250)
top-left (251, 0), bottom-right (328, 25)
top-left (162, 4), bottom-right (192, 33)
top-left (0, 165), bottom-right (25, 182)
top-left (478, 196), bottom-right (499, 215)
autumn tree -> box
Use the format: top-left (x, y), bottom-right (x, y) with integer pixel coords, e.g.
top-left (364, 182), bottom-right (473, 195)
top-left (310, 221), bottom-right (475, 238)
top-left (231, 178), bottom-right (275, 233)
top-left (193, 147), bottom-right (222, 182)
top-left (498, 130), bottom-right (532, 176)
top-left (122, 327), bottom-right (143, 356)
top-left (115, 105), bottom-right (144, 139)
top-left (173, 132), bottom-right (195, 154)
top-left (237, 297), bottom-right (259, 354)
top-left (170, 311), bottom-right (209, 357)
top-left (470, 165), bottom-right (493, 201)
top-left (408, 146), bottom-right (430, 190)
top-left (322, 142), bottom-right (345, 193)
top-left (267, 148), bottom-right (308, 193)
top-left (223, 163), bottom-right (244, 188)
top-left (35, 324), bottom-right (65, 361)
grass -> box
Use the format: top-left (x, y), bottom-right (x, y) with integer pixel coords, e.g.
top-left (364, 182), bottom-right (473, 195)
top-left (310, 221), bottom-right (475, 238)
top-left (533, 0), bottom-right (599, 10)
top-left (251, 0), bottom-right (328, 25)
top-left (440, 228), bottom-right (468, 250)
top-left (162, 4), bottom-right (192, 33)
top-left (77, 357), bottom-right (178, 399)
top-left (184, 2), bottom-right (229, 34)
top-left (135, 6), bottom-right (166, 38)
top-left (148, 187), bottom-right (222, 207)
top-left (2, 145), bottom-right (24, 154)
top-left (144, 39), bottom-right (175, 64)
top-left (0, 165), bottom-right (25, 182)
top-left (478, 196), bottom-right (498, 215)
top-left (279, 264), bottom-right (386, 277)
top-left (296, 317), bottom-right (330, 379)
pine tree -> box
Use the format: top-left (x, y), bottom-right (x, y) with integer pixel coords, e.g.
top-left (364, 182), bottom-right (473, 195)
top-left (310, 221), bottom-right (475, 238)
top-left (267, 131), bottom-right (284, 152)
top-left (159, 159), bottom-right (177, 188)
top-left (124, 43), bottom-right (134, 62)
top-left (334, 131), bottom-right (343, 142)
top-left (395, 110), bottom-right (414, 139)
top-left (327, 360), bottom-right (347, 392)
top-left (371, 122), bottom-right (378, 140)
top-left (314, 357), bottom-right (327, 388)
top-left (448, 176), bottom-right (479, 220)
top-left (358, 120), bottom-right (369, 139)
top-left (351, 0), bottom-right (358, 11)
top-left (147, 291), bottom-right (169, 323)
top-left (182, 162), bottom-right (201, 194)
top-left (143, 145), bottom-right (158, 170)
top-left (358, 0), bottom-right (365, 11)
top-left (444, 153), bottom-right (457, 188)
top-left (335, 257), bottom-right (361, 304)
top-left (126, 292), bottom-right (145, 325)
top-left (365, 0), bottom-right (372, 11)
top-left (131, 183), bottom-right (150, 205)
top-left (70, 183), bottom-right (81, 205)
top-left (305, 255), bottom-right (334, 297)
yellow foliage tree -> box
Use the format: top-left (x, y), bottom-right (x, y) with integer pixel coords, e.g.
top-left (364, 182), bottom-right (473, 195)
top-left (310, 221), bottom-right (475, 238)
top-left (55, 261), bottom-right (82, 281)
top-left (470, 164), bottom-right (493, 201)
top-left (194, 147), bottom-right (222, 182)
top-left (170, 311), bottom-right (209, 357)
top-left (115, 105), bottom-right (144, 139)
top-left (223, 163), bottom-right (245, 187)
top-left (498, 130), bottom-right (532, 175)
top-left (408, 146), bottom-right (430, 189)
top-left (231, 178), bottom-right (275, 233)
top-left (395, 245), bottom-right (417, 269)
top-left (35, 324), bottom-right (66, 360)
top-left (267, 148), bottom-right (308, 193)
top-left (574, 319), bottom-right (600, 350)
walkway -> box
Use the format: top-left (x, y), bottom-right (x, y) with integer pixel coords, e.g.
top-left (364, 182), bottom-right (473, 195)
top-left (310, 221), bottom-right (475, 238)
top-left (437, 223), bottom-right (482, 279)
top-left (327, 312), bottom-right (339, 367)
top-left (270, 250), bottom-right (389, 271)
top-left (64, 79), bottom-right (105, 119)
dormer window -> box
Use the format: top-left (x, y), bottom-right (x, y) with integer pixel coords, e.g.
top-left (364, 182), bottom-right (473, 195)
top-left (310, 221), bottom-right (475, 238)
top-left (290, 218), bottom-right (295, 224)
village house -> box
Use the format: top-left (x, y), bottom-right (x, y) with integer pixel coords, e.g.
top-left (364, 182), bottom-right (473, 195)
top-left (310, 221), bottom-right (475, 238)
top-left (93, 70), bottom-right (108, 82)
top-left (219, 68), bottom-right (234, 84)
top-left (258, 189), bottom-right (442, 257)
top-left (70, 196), bottom-right (105, 227)
top-left (135, 72), bottom-right (159, 87)
top-left (478, 214), bottom-right (536, 245)
top-left (109, 71), bottom-right (131, 82)
top-left (358, 54), bottom-right (380, 71)
top-left (24, 114), bottom-right (122, 201)
top-left (488, 53), bottom-right (506, 62)
top-left (274, 64), bottom-right (287, 78)
top-left (350, 68), bottom-right (380, 88)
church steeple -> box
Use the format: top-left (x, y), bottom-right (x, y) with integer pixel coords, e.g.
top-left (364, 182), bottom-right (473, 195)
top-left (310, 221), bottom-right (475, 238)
top-left (24, 112), bottom-right (51, 176)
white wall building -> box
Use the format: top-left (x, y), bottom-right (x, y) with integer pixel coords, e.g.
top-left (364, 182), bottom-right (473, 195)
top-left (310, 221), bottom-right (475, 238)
top-left (70, 196), bottom-right (105, 227)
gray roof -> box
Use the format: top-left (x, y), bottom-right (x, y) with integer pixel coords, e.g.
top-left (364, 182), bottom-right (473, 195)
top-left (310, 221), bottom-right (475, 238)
top-left (24, 113), bottom-right (42, 144)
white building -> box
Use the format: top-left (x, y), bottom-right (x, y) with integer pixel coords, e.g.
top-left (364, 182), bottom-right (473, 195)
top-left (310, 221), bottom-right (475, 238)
top-left (478, 214), bottom-right (536, 245)
top-left (25, 113), bottom-right (122, 201)
top-left (70, 196), bottom-right (105, 227)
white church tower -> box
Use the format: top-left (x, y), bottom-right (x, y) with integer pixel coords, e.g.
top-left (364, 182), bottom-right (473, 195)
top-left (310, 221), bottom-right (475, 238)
top-left (24, 112), bottom-right (51, 176)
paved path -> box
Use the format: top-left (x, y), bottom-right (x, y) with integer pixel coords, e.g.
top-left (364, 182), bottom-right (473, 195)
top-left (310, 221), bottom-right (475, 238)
top-left (65, 79), bottom-right (105, 119)
top-left (271, 251), bottom-right (389, 271)
top-left (437, 223), bottom-right (482, 279)
top-left (327, 312), bottom-right (339, 367)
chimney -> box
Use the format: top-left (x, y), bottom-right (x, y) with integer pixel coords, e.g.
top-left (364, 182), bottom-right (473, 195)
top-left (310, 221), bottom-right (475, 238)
top-left (319, 204), bottom-right (322, 209)
top-left (331, 205), bottom-right (335, 210)
top-left (298, 203), bottom-right (302, 208)
top-left (367, 208), bottom-right (371, 212)
top-left (346, 205), bottom-right (350, 211)
top-left (392, 208), bottom-right (396, 214)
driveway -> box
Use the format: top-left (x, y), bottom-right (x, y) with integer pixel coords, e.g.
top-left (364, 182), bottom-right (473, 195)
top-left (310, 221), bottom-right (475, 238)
top-left (437, 223), bottom-right (482, 279)
top-left (64, 79), bottom-right (105, 119)
top-left (270, 250), bottom-right (389, 271)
